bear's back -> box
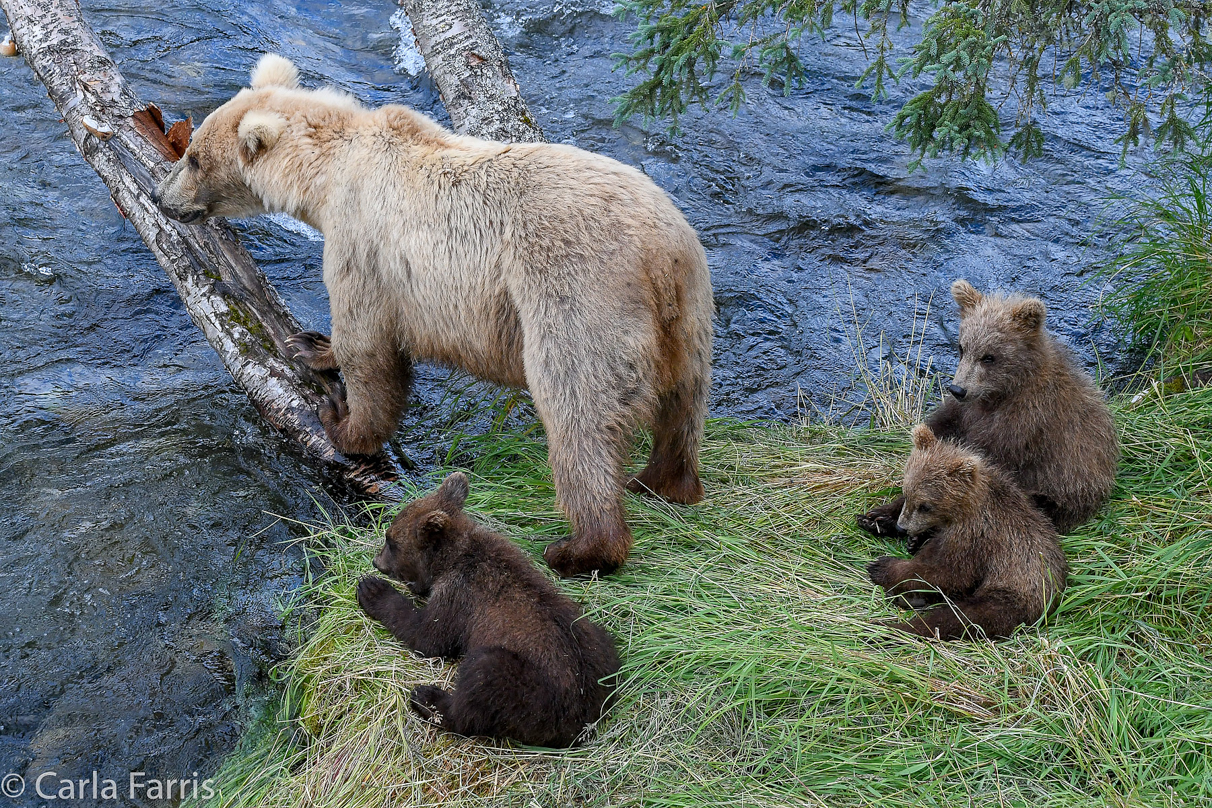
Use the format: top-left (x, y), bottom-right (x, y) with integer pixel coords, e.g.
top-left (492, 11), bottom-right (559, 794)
top-left (449, 529), bottom-right (616, 687)
top-left (962, 468), bottom-right (1068, 616)
top-left (955, 334), bottom-right (1117, 531)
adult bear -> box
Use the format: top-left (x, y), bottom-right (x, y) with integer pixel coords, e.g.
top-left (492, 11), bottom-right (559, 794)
top-left (154, 55), bottom-right (713, 577)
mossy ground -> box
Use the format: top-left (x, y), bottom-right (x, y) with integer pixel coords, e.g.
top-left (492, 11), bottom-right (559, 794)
top-left (197, 375), bottom-right (1212, 807)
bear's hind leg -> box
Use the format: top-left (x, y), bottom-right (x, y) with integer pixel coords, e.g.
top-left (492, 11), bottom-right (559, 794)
top-left (627, 377), bottom-right (706, 505)
top-left (541, 427), bottom-right (633, 577)
top-left (443, 648), bottom-right (578, 747)
top-left (533, 410), bottom-right (632, 577)
top-left (890, 589), bottom-right (1034, 641)
top-left (517, 294), bottom-right (645, 577)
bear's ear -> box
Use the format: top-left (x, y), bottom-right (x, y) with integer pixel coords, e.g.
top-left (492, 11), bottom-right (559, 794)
top-left (957, 456), bottom-right (981, 485)
top-left (419, 510), bottom-right (450, 543)
top-left (436, 472), bottom-right (470, 511)
top-left (237, 110), bottom-right (286, 163)
top-left (951, 279), bottom-right (983, 316)
top-left (1009, 298), bottom-right (1046, 334)
top-left (250, 54), bottom-right (300, 90)
top-left (912, 423), bottom-right (937, 451)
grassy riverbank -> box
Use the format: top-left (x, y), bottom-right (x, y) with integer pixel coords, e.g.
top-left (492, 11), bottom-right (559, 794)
top-left (200, 122), bottom-right (1212, 806)
top-left (198, 371), bottom-right (1212, 806)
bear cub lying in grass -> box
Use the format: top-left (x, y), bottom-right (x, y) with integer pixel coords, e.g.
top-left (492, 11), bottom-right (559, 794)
top-left (859, 279), bottom-right (1118, 543)
top-left (356, 473), bottom-right (620, 747)
top-left (868, 425), bottom-right (1068, 641)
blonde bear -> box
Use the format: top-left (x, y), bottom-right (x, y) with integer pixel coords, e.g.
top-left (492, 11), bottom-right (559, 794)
top-left (155, 55), bottom-right (714, 577)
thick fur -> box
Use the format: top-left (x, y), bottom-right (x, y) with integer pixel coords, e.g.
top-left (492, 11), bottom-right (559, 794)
top-left (858, 279), bottom-right (1118, 541)
top-left (155, 55), bottom-right (714, 577)
top-left (356, 473), bottom-right (621, 747)
top-left (868, 425), bottom-right (1069, 641)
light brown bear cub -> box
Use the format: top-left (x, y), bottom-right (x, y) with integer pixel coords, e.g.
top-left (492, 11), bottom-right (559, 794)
top-left (154, 55), bottom-right (714, 578)
top-left (868, 425), bottom-right (1068, 640)
top-left (357, 473), bottom-right (620, 747)
top-left (859, 279), bottom-right (1117, 543)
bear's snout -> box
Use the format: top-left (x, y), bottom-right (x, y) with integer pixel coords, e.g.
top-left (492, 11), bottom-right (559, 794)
top-left (947, 384), bottom-right (968, 401)
top-left (170, 208), bottom-right (206, 224)
top-left (153, 162), bottom-right (208, 224)
top-left (372, 551), bottom-right (390, 576)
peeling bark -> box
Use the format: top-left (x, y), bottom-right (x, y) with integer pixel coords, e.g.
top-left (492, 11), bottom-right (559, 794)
top-left (399, 0), bottom-right (545, 142)
top-left (0, 0), bottom-right (403, 497)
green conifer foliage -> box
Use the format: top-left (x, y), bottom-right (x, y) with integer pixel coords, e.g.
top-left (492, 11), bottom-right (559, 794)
top-left (614, 0), bottom-right (1210, 162)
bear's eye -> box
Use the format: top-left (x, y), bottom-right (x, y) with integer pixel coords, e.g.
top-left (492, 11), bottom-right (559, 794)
top-left (981, 354), bottom-right (996, 364)
top-left (188, 154), bottom-right (201, 171)
top-left (918, 503), bottom-right (932, 514)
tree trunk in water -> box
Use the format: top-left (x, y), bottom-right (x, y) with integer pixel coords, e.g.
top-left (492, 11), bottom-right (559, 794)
top-left (1, 0), bottom-right (406, 497)
top-left (399, 0), bottom-right (545, 142)
top-left (1, 0), bottom-right (542, 499)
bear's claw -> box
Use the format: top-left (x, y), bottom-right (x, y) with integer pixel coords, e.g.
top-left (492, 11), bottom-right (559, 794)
top-left (318, 379), bottom-right (351, 441)
top-left (856, 501), bottom-right (906, 537)
top-left (867, 555), bottom-right (900, 587)
top-left (409, 685), bottom-right (450, 725)
top-left (285, 331), bottom-right (338, 371)
top-left (318, 381), bottom-right (388, 456)
top-left (356, 575), bottom-right (406, 623)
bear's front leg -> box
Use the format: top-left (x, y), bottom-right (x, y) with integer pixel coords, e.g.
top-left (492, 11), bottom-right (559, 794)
top-left (869, 556), bottom-right (943, 610)
top-left (358, 577), bottom-right (463, 658)
top-left (357, 576), bottom-right (422, 645)
top-left (871, 555), bottom-right (962, 603)
top-left (318, 349), bottom-right (414, 457)
top-left (868, 556), bottom-right (911, 589)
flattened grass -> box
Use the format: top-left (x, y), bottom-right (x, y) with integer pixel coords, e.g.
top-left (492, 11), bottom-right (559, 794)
top-left (201, 382), bottom-right (1212, 807)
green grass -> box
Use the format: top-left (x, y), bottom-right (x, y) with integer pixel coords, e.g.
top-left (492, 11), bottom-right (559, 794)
top-left (1099, 97), bottom-right (1212, 375)
top-left (197, 377), bottom-right (1212, 806)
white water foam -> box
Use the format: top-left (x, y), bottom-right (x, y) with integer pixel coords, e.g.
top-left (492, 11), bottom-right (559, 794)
top-left (389, 9), bottom-right (427, 77)
top-left (265, 212), bottom-right (324, 242)
top-left (493, 11), bottom-right (522, 39)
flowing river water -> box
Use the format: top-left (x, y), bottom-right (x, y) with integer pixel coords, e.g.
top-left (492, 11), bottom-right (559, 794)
top-left (0, 0), bottom-right (1143, 804)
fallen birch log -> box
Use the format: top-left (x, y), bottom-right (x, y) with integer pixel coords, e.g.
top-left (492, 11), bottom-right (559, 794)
top-left (0, 0), bottom-right (402, 496)
top-left (2, 0), bottom-right (544, 497)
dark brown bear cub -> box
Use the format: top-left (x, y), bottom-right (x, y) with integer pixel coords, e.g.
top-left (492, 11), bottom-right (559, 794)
top-left (356, 472), bottom-right (620, 748)
top-left (868, 425), bottom-right (1068, 641)
top-left (859, 279), bottom-right (1118, 542)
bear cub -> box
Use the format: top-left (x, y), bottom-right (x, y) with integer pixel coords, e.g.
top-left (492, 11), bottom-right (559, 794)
top-left (357, 473), bottom-right (620, 747)
top-left (868, 425), bottom-right (1068, 641)
top-left (859, 279), bottom-right (1118, 543)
